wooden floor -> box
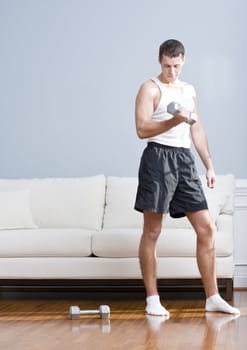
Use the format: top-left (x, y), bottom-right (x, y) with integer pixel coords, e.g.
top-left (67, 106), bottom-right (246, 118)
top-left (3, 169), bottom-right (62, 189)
top-left (0, 290), bottom-right (246, 350)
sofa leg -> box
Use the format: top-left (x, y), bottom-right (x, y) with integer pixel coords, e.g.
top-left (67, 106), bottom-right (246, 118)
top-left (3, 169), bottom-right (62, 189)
top-left (225, 278), bottom-right (233, 301)
top-left (218, 278), bottom-right (233, 301)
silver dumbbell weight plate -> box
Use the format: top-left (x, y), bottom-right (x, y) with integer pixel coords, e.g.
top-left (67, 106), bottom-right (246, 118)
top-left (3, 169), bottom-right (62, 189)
top-left (167, 101), bottom-right (181, 115)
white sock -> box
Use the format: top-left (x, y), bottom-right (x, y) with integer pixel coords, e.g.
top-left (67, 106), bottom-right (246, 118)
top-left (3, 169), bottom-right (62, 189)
top-left (145, 295), bottom-right (170, 316)
top-left (206, 294), bottom-right (240, 314)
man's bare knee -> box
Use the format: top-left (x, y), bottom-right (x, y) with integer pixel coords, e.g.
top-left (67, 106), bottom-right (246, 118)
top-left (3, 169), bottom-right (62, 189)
top-left (196, 221), bottom-right (215, 239)
top-left (143, 211), bottom-right (163, 241)
top-left (196, 221), bottom-right (216, 252)
top-left (143, 228), bottom-right (161, 242)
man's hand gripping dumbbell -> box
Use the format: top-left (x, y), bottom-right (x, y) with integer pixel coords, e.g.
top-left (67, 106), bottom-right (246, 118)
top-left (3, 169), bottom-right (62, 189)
top-left (167, 102), bottom-right (197, 125)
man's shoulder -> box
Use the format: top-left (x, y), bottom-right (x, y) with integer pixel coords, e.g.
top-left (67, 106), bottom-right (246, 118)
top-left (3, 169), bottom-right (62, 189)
top-left (141, 79), bottom-right (159, 89)
top-left (139, 79), bottom-right (160, 96)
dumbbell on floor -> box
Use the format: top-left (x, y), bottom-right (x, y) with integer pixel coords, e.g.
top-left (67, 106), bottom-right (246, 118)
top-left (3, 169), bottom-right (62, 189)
top-left (167, 101), bottom-right (197, 125)
top-left (69, 305), bottom-right (110, 320)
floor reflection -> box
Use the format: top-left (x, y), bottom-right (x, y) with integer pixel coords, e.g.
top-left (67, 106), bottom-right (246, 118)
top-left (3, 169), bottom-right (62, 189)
top-left (143, 312), bottom-right (240, 350)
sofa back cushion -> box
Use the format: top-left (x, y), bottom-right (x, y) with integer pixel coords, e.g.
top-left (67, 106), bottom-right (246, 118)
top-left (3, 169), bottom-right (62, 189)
top-left (104, 177), bottom-right (142, 228)
top-left (103, 175), bottom-right (234, 229)
top-left (200, 174), bottom-right (234, 215)
top-left (0, 175), bottom-right (106, 230)
top-left (0, 189), bottom-right (37, 229)
top-left (30, 175), bottom-right (106, 230)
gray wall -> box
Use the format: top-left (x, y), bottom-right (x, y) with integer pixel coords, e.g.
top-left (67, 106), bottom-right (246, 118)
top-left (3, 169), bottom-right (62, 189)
top-left (0, 0), bottom-right (246, 179)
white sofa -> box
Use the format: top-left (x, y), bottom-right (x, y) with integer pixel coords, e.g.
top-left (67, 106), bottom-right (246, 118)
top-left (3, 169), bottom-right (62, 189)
top-left (0, 174), bottom-right (234, 298)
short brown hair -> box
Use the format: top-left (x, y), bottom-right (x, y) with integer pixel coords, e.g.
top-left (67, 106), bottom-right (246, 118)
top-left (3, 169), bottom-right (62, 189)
top-left (159, 39), bottom-right (185, 61)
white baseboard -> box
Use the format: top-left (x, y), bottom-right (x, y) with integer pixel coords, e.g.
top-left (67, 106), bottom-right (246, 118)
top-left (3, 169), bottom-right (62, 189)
top-left (234, 261), bottom-right (247, 288)
top-left (234, 180), bottom-right (247, 288)
top-left (234, 277), bottom-right (247, 288)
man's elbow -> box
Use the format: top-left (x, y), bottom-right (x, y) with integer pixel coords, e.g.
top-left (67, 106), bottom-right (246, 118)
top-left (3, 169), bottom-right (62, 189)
top-left (136, 127), bottom-right (146, 139)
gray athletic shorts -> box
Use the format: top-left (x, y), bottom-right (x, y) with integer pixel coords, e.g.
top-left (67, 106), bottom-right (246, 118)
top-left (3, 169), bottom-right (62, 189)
top-left (134, 142), bottom-right (208, 218)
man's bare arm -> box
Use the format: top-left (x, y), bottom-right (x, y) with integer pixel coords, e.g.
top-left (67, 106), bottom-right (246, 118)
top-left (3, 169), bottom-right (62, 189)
top-left (135, 81), bottom-right (187, 139)
top-left (190, 97), bottom-right (216, 188)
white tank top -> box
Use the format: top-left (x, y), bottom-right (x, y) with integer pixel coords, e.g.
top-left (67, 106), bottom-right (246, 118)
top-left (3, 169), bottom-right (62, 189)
top-left (148, 78), bottom-right (196, 148)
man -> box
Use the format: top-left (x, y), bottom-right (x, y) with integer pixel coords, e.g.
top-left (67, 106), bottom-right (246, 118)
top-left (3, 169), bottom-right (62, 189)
top-left (134, 39), bottom-right (240, 317)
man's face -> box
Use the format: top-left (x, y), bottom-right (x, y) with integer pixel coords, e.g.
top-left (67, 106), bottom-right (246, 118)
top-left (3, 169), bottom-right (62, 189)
top-left (159, 54), bottom-right (184, 83)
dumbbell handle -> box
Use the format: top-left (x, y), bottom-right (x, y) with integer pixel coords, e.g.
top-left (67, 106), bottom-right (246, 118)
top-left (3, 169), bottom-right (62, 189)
top-left (186, 113), bottom-right (197, 125)
top-left (79, 309), bottom-right (101, 315)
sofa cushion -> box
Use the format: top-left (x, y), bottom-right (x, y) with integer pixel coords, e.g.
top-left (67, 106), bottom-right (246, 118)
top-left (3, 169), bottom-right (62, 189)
top-left (92, 229), bottom-right (141, 258)
top-left (92, 229), bottom-right (232, 258)
top-left (200, 174), bottom-right (234, 214)
top-left (0, 228), bottom-right (92, 257)
top-left (29, 175), bottom-right (106, 230)
top-left (0, 179), bottom-right (32, 191)
top-left (0, 190), bottom-right (37, 230)
top-left (104, 177), bottom-right (142, 229)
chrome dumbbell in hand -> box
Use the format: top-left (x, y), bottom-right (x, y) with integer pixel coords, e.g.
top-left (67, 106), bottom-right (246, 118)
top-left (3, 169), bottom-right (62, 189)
top-left (167, 102), bottom-right (197, 125)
